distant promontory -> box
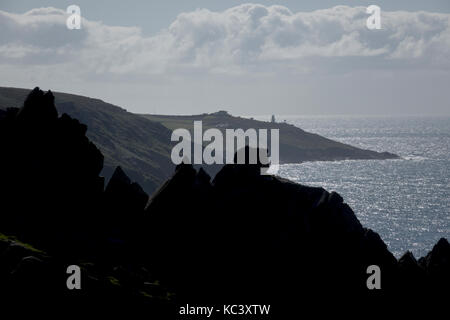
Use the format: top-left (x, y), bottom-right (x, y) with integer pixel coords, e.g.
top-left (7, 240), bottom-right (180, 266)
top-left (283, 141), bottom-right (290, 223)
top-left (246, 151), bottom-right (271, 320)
top-left (0, 87), bottom-right (398, 194)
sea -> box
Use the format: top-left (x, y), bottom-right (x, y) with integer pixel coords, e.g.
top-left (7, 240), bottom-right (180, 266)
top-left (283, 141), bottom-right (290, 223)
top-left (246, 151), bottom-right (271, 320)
top-left (254, 115), bottom-right (450, 258)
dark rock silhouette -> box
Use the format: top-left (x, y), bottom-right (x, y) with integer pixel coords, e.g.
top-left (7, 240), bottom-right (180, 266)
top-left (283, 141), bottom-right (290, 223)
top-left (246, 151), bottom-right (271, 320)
top-left (398, 250), bottom-right (427, 292)
top-left (0, 88), bottom-right (172, 313)
top-left (418, 238), bottom-right (450, 288)
top-left (145, 160), bottom-right (401, 305)
top-left (105, 166), bottom-right (149, 212)
top-left (0, 87), bottom-right (104, 254)
top-left (17, 87), bottom-right (58, 122)
top-left (0, 88), bottom-right (448, 315)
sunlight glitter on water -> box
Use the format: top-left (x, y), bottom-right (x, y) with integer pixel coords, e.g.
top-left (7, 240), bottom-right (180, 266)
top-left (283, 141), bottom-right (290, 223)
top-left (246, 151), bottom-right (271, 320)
top-left (268, 115), bottom-right (450, 258)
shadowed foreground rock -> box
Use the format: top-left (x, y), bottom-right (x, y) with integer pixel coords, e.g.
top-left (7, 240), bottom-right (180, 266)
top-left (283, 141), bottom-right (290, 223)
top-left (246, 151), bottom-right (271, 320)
top-left (0, 88), bottom-right (448, 316)
top-left (0, 88), bottom-right (171, 313)
top-left (144, 158), bottom-right (448, 306)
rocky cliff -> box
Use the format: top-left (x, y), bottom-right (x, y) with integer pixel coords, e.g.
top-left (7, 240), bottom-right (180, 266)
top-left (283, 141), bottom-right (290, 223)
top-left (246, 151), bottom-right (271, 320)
top-left (0, 88), bottom-right (447, 316)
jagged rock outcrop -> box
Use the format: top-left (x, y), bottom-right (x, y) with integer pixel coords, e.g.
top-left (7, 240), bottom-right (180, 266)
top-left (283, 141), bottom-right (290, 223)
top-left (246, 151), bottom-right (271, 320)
top-left (398, 251), bottom-right (427, 292)
top-left (145, 159), bottom-right (400, 304)
top-left (418, 238), bottom-right (450, 289)
top-left (105, 166), bottom-right (149, 213)
top-left (0, 88), bottom-right (448, 314)
top-left (103, 166), bottom-right (149, 255)
top-left (0, 88), bottom-right (170, 312)
top-left (0, 87), bottom-right (104, 254)
top-left (17, 87), bottom-right (58, 122)
top-left (144, 155), bottom-right (449, 311)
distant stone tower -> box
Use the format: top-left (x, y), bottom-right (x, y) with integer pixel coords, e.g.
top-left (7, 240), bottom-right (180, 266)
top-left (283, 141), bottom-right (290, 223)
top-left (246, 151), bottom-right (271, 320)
top-left (271, 114), bottom-right (276, 123)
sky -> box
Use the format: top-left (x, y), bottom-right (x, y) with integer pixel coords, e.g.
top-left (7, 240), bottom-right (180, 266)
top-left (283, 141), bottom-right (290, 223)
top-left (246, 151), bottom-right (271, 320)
top-left (1, 0), bottom-right (450, 115)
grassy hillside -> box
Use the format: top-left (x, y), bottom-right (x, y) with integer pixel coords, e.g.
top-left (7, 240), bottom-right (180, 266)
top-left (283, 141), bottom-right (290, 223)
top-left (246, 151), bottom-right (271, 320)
top-left (142, 111), bottom-right (398, 163)
top-left (0, 87), bottom-right (397, 194)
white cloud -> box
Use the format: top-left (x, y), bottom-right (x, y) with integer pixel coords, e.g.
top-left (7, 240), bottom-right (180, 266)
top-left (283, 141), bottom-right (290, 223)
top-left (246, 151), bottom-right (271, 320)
top-left (1, 4), bottom-right (450, 116)
top-left (1, 4), bottom-right (450, 77)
